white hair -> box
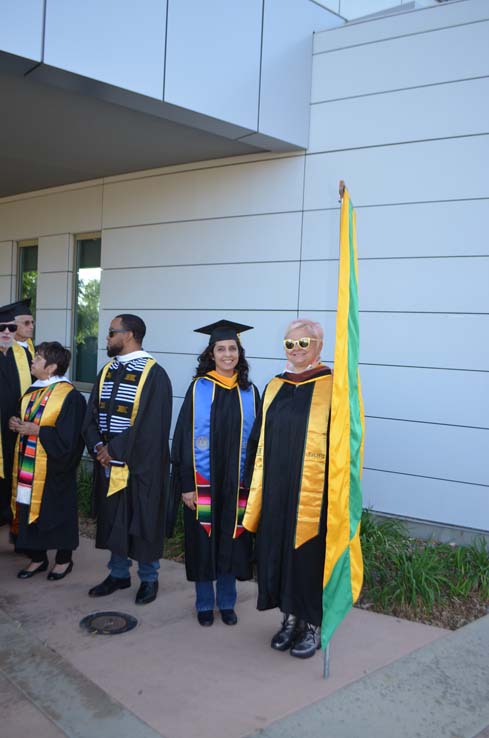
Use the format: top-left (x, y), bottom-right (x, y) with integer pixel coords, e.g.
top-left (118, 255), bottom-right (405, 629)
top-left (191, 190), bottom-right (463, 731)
top-left (284, 318), bottom-right (324, 342)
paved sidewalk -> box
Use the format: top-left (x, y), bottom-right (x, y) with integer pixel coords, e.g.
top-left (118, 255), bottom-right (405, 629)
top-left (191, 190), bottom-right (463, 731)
top-left (1, 527), bottom-right (485, 738)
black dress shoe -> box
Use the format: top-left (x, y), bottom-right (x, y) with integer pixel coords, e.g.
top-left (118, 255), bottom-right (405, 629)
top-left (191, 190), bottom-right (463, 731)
top-left (271, 613), bottom-right (298, 651)
top-left (220, 609), bottom-right (238, 625)
top-left (135, 580), bottom-right (158, 605)
top-left (88, 575), bottom-right (131, 597)
top-left (290, 622), bottom-right (320, 659)
top-left (17, 560), bottom-right (48, 579)
top-left (47, 561), bottom-right (74, 581)
top-left (197, 610), bottom-right (214, 626)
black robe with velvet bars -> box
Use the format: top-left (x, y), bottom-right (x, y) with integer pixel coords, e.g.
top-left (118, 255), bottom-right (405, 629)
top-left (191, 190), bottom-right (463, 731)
top-left (170, 379), bottom-right (259, 582)
top-left (244, 366), bottom-right (331, 627)
top-left (83, 361), bottom-right (172, 563)
top-left (14, 385), bottom-right (86, 552)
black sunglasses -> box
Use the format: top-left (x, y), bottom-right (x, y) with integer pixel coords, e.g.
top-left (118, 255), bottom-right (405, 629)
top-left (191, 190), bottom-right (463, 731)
top-left (107, 329), bottom-right (129, 338)
top-left (0, 324), bottom-right (17, 333)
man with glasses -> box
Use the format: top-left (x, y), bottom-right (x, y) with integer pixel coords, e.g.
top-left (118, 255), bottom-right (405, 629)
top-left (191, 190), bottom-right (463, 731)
top-left (11, 299), bottom-right (35, 358)
top-left (83, 314), bottom-right (172, 605)
top-left (0, 304), bottom-right (32, 525)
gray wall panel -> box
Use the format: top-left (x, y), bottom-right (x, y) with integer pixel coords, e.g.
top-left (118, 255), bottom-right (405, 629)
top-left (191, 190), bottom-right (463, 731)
top-left (44, 0), bottom-right (167, 99)
top-left (164, 0), bottom-right (262, 130)
top-left (364, 417), bottom-right (488, 487)
top-left (300, 256), bottom-right (489, 313)
top-left (304, 136), bottom-right (489, 210)
top-left (363, 468), bottom-right (488, 530)
top-left (312, 20), bottom-right (489, 102)
top-left (360, 365), bottom-right (489, 429)
top-left (0, 0), bottom-right (43, 62)
top-left (314, 0), bottom-right (489, 53)
top-left (309, 77), bottom-right (489, 153)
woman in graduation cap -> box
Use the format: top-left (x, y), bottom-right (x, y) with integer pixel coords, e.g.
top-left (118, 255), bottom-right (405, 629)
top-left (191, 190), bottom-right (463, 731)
top-left (243, 318), bottom-right (332, 659)
top-left (170, 320), bottom-right (259, 626)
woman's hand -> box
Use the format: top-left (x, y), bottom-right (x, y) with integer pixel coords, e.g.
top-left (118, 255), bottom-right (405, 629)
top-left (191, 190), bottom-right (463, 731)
top-left (182, 491), bottom-right (197, 511)
top-left (11, 419), bottom-right (40, 436)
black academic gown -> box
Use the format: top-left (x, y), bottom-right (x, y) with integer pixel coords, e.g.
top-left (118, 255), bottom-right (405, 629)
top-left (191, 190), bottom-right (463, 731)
top-left (15, 385), bottom-right (86, 551)
top-left (245, 366), bottom-right (331, 626)
top-left (0, 345), bottom-right (31, 524)
top-left (171, 379), bottom-right (259, 582)
top-left (83, 361), bottom-right (172, 563)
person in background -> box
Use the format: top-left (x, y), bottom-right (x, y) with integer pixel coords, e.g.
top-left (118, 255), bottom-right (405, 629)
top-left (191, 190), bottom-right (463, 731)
top-left (83, 314), bottom-right (172, 606)
top-left (11, 299), bottom-right (35, 359)
top-left (170, 320), bottom-right (259, 626)
top-left (243, 318), bottom-right (332, 659)
top-left (0, 304), bottom-right (32, 526)
top-left (9, 341), bottom-right (86, 579)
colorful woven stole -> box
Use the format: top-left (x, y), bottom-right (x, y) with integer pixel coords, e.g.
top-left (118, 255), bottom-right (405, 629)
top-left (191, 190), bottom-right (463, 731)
top-left (192, 375), bottom-right (256, 539)
top-left (12, 342), bottom-right (32, 394)
top-left (11, 382), bottom-right (74, 525)
top-left (98, 357), bottom-right (156, 496)
top-left (243, 372), bottom-right (332, 548)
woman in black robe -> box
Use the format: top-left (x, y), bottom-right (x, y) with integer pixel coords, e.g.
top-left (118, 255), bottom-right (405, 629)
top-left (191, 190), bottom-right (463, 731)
top-left (243, 319), bottom-right (332, 659)
top-left (9, 342), bottom-right (86, 580)
top-left (170, 320), bottom-right (259, 627)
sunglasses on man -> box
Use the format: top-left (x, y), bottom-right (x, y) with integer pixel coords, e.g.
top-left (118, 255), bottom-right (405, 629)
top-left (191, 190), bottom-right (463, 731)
top-left (0, 324), bottom-right (17, 333)
top-left (283, 337), bottom-right (319, 351)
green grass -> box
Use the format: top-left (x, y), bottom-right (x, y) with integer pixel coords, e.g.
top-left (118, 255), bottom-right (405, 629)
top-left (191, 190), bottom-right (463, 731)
top-left (360, 509), bottom-right (489, 619)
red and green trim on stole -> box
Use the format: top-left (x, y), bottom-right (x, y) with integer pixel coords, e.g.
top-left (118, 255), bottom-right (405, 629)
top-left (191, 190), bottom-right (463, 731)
top-left (17, 385), bottom-right (55, 494)
top-left (192, 375), bottom-right (256, 538)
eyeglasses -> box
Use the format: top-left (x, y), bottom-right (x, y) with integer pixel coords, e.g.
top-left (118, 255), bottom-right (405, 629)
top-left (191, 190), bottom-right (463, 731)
top-left (20, 319), bottom-right (34, 325)
top-left (107, 329), bottom-right (129, 338)
top-left (283, 337), bottom-right (319, 351)
top-left (0, 324), bottom-right (17, 333)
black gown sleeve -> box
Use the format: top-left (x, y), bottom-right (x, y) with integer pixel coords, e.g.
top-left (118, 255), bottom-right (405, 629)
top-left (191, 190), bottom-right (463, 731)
top-left (82, 377), bottom-right (103, 456)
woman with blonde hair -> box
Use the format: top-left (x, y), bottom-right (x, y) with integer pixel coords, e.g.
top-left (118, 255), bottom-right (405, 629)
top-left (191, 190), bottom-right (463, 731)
top-left (243, 318), bottom-right (332, 659)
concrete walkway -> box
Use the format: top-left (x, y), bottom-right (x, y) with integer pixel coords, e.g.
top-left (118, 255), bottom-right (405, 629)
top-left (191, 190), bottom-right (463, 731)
top-left (0, 527), bottom-right (487, 738)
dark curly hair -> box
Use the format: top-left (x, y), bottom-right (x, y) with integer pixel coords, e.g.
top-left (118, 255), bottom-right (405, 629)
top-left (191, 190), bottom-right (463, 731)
top-left (194, 341), bottom-right (251, 389)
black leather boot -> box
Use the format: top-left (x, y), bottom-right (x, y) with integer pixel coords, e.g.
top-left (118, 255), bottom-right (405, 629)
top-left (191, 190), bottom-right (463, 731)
top-left (290, 622), bottom-right (320, 659)
top-left (270, 613), bottom-right (298, 651)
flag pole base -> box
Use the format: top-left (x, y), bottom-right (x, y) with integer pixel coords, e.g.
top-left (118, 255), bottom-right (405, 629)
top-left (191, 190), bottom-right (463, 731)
top-left (323, 642), bottom-right (331, 679)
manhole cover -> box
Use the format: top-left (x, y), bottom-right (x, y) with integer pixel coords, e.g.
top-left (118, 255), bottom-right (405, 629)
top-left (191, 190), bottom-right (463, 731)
top-left (79, 611), bottom-right (138, 635)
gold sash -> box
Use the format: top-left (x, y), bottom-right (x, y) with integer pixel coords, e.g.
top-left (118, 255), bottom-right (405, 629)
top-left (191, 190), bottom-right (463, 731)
top-left (11, 382), bottom-right (74, 524)
top-left (12, 342), bottom-right (32, 394)
top-left (98, 358), bottom-right (156, 497)
top-left (243, 373), bottom-right (332, 549)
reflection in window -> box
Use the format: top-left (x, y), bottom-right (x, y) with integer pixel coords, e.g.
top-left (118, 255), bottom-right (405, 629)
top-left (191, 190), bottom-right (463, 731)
top-left (18, 241), bottom-right (38, 318)
top-left (73, 234), bottom-right (101, 383)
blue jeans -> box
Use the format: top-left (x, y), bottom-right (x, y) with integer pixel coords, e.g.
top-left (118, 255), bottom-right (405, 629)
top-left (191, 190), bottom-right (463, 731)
top-left (108, 554), bottom-right (160, 583)
top-left (195, 574), bottom-right (237, 612)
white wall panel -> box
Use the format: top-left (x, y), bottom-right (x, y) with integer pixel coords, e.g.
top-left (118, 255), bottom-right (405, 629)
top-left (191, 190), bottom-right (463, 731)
top-left (44, 0), bottom-right (167, 99)
top-left (102, 157), bottom-right (305, 229)
top-left (102, 212), bottom-right (302, 269)
top-left (304, 137), bottom-right (489, 210)
top-left (361, 365), bottom-right (489, 428)
top-left (309, 77), bottom-right (489, 152)
top-left (299, 256), bottom-right (489, 313)
top-left (101, 262), bottom-right (299, 312)
top-left (0, 241), bottom-right (13, 277)
top-left (364, 417), bottom-right (488, 486)
top-left (303, 200), bottom-right (489, 261)
top-left (314, 0), bottom-right (489, 53)
top-left (0, 186), bottom-right (103, 241)
top-left (360, 313), bottom-right (489, 371)
top-left (35, 309), bottom-right (69, 345)
top-left (0, 0), bottom-right (44, 62)
top-left (0, 275), bottom-right (12, 303)
top-left (312, 21), bottom-right (489, 102)
top-left (38, 234), bottom-right (72, 273)
top-left (165, 0), bottom-right (261, 130)
top-left (363, 468), bottom-right (488, 531)
top-left (37, 272), bottom-right (69, 310)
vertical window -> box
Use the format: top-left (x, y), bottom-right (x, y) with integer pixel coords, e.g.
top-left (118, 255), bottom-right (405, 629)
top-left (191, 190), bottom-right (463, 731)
top-left (17, 240), bottom-right (38, 316)
top-left (73, 233), bottom-right (101, 384)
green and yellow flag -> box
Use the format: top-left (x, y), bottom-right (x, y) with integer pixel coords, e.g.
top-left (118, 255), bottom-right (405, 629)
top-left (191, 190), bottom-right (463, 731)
top-left (321, 184), bottom-right (365, 648)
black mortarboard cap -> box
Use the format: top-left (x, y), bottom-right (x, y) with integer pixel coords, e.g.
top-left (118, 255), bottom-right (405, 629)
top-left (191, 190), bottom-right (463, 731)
top-left (0, 305), bottom-right (17, 322)
top-left (2, 299), bottom-right (32, 317)
top-left (194, 319), bottom-right (253, 344)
